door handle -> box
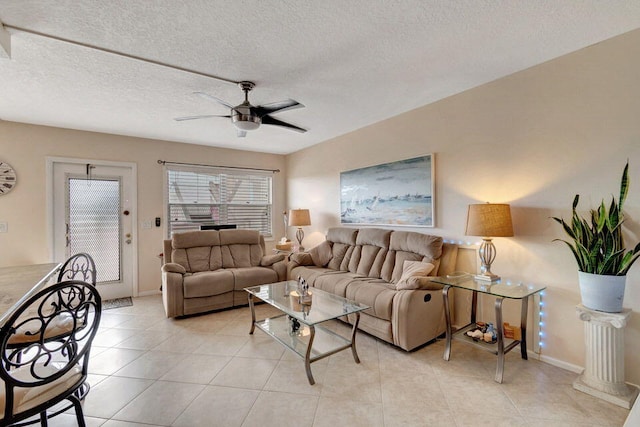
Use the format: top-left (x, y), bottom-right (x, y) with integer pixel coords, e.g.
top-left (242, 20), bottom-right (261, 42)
top-left (125, 233), bottom-right (132, 244)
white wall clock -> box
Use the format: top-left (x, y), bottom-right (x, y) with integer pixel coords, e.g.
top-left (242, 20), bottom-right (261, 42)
top-left (0, 161), bottom-right (17, 195)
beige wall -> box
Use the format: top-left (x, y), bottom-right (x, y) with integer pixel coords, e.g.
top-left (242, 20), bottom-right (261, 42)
top-left (287, 29), bottom-right (640, 383)
top-left (0, 123), bottom-right (286, 295)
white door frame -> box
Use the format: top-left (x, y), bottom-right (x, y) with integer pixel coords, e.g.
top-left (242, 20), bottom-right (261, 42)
top-left (46, 156), bottom-right (139, 297)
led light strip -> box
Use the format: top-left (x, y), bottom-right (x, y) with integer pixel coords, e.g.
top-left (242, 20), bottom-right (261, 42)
top-left (533, 290), bottom-right (544, 353)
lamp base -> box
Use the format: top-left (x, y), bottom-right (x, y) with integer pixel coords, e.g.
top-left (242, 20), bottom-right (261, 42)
top-left (474, 273), bottom-right (501, 282)
top-left (295, 227), bottom-right (305, 252)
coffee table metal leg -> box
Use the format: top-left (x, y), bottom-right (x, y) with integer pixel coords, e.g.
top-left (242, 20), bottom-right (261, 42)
top-left (495, 297), bottom-right (505, 383)
top-left (248, 294), bottom-right (256, 334)
top-left (305, 325), bottom-right (316, 385)
top-left (470, 290), bottom-right (478, 324)
top-left (350, 312), bottom-right (361, 364)
top-left (442, 285), bottom-right (452, 361)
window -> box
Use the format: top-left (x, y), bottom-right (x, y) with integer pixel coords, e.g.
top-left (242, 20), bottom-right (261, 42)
top-left (165, 164), bottom-right (273, 237)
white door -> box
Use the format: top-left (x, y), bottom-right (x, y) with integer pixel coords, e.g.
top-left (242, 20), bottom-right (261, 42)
top-left (51, 160), bottom-right (136, 300)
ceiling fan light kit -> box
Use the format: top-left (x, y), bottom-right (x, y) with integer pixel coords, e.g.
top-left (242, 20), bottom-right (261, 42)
top-left (232, 82), bottom-right (261, 131)
top-left (175, 80), bottom-right (307, 137)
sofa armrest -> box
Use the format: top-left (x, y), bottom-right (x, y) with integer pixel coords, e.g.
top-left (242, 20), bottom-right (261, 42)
top-left (260, 253), bottom-right (285, 266)
top-left (287, 252), bottom-right (313, 280)
top-left (161, 270), bottom-right (186, 318)
top-left (162, 262), bottom-right (186, 275)
top-left (402, 276), bottom-right (444, 291)
top-left (271, 259), bottom-right (288, 281)
top-left (289, 252), bottom-right (313, 266)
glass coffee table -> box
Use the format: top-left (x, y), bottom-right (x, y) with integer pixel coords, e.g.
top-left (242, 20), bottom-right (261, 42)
top-left (245, 281), bottom-right (369, 385)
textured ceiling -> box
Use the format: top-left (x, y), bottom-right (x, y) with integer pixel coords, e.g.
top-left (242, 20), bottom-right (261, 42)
top-left (1, 1), bottom-right (640, 155)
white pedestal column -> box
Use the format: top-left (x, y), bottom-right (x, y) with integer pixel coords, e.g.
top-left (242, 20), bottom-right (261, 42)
top-left (574, 304), bottom-right (639, 409)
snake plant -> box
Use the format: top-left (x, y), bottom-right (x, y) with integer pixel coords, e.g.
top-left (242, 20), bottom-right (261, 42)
top-left (552, 162), bottom-right (640, 276)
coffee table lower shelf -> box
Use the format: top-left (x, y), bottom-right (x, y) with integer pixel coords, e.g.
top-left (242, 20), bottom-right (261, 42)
top-left (251, 313), bottom-right (361, 385)
top-left (246, 281), bottom-right (368, 385)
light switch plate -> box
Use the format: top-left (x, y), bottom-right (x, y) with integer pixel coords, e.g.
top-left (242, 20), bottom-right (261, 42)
top-left (142, 220), bottom-right (152, 229)
top-left (0, 222), bottom-right (7, 233)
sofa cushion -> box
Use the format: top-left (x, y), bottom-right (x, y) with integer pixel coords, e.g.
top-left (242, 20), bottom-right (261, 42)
top-left (313, 272), bottom-right (365, 297)
top-left (309, 241), bottom-right (333, 267)
top-left (290, 265), bottom-right (333, 287)
top-left (396, 261), bottom-right (435, 290)
top-left (171, 248), bottom-right (190, 272)
top-left (219, 229), bottom-right (262, 245)
top-left (325, 227), bottom-right (358, 271)
top-left (390, 231), bottom-right (442, 259)
top-left (345, 279), bottom-right (396, 321)
top-left (221, 244), bottom-right (262, 268)
top-left (355, 228), bottom-right (392, 247)
top-left (327, 243), bottom-right (351, 271)
top-left (185, 247), bottom-right (214, 273)
top-left (183, 270), bottom-right (235, 298)
top-left (347, 228), bottom-right (392, 278)
top-left (209, 246), bottom-right (223, 270)
top-left (261, 254), bottom-right (285, 266)
top-left (326, 227), bottom-right (358, 245)
top-left (383, 232), bottom-right (443, 283)
top-left (170, 231), bottom-right (221, 272)
top-left (230, 267), bottom-right (279, 290)
top-left (172, 230), bottom-right (220, 249)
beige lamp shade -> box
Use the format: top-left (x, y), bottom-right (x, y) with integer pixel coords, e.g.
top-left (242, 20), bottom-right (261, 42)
top-left (465, 203), bottom-right (514, 237)
top-left (288, 209), bottom-right (311, 227)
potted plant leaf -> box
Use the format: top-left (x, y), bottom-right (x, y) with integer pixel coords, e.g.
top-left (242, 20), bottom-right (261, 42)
top-left (552, 162), bottom-right (640, 312)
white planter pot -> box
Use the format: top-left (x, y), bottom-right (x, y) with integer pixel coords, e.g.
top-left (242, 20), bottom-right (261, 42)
top-left (578, 271), bottom-right (626, 313)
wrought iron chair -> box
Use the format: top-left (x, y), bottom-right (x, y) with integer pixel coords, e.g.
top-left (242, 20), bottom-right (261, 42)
top-left (0, 280), bottom-right (101, 427)
top-left (57, 253), bottom-right (97, 285)
top-left (6, 254), bottom-right (97, 357)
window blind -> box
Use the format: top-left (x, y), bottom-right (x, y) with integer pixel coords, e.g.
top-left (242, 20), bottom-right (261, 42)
top-left (165, 165), bottom-right (272, 237)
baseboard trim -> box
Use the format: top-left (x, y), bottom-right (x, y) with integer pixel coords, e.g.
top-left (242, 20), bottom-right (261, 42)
top-left (137, 289), bottom-right (162, 297)
top-left (536, 353), bottom-right (583, 374)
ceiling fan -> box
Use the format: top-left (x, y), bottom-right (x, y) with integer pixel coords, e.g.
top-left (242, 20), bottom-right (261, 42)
top-left (174, 81), bottom-right (307, 137)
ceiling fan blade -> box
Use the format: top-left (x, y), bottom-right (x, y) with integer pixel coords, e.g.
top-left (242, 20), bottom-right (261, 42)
top-left (236, 129), bottom-right (247, 138)
top-left (255, 99), bottom-right (304, 116)
top-left (194, 91), bottom-right (234, 109)
top-left (174, 114), bottom-right (230, 121)
top-left (262, 115), bottom-right (307, 133)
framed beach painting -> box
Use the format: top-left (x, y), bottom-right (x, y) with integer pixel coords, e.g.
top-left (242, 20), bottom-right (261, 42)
top-left (340, 155), bottom-right (434, 227)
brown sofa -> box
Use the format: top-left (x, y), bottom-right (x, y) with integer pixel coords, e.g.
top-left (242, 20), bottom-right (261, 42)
top-left (162, 229), bottom-right (287, 317)
top-left (288, 227), bottom-right (459, 351)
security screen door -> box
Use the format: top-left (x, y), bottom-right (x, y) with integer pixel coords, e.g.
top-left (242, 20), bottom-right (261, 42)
top-left (52, 161), bottom-right (134, 300)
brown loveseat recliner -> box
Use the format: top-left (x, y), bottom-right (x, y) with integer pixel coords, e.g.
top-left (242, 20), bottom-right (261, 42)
top-left (288, 227), bottom-right (459, 351)
top-left (162, 229), bottom-right (286, 317)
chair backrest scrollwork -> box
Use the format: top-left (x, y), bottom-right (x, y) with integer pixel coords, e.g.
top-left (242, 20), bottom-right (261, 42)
top-left (0, 280), bottom-right (101, 424)
top-left (57, 253), bottom-right (97, 285)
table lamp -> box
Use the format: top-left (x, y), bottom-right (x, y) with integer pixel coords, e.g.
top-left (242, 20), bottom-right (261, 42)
top-left (465, 203), bottom-right (514, 281)
top-left (288, 209), bottom-right (311, 251)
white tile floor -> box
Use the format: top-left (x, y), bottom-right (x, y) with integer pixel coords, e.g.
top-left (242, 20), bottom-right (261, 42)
top-left (46, 295), bottom-right (630, 427)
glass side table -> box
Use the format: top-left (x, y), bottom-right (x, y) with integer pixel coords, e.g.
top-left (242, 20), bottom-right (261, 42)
top-left (430, 275), bottom-right (546, 383)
